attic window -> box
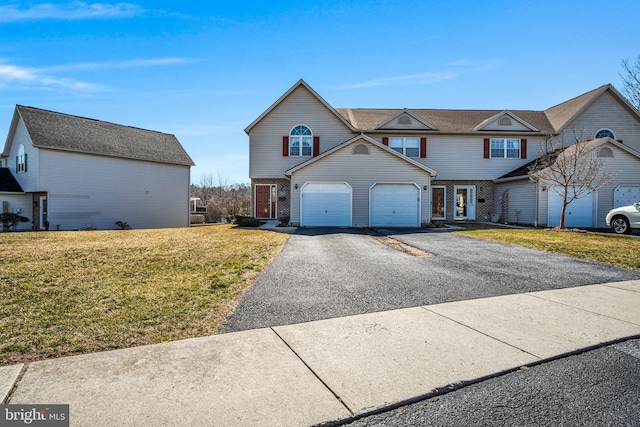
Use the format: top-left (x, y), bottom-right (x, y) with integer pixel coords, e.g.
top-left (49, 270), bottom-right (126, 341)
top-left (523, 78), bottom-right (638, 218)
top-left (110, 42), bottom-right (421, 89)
top-left (597, 147), bottom-right (614, 158)
top-left (352, 144), bottom-right (369, 155)
top-left (594, 129), bottom-right (615, 140)
top-left (397, 116), bottom-right (412, 125)
top-left (499, 117), bottom-right (512, 126)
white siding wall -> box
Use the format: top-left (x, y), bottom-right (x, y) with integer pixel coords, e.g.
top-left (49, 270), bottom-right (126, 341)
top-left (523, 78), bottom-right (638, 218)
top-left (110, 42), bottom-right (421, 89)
top-left (0, 194), bottom-right (32, 231)
top-left (562, 91), bottom-right (640, 152)
top-left (249, 85), bottom-right (355, 178)
top-left (494, 180), bottom-right (537, 225)
top-left (290, 141), bottom-right (431, 227)
top-left (371, 135), bottom-right (547, 180)
top-left (39, 149), bottom-right (190, 230)
top-left (7, 117), bottom-right (39, 191)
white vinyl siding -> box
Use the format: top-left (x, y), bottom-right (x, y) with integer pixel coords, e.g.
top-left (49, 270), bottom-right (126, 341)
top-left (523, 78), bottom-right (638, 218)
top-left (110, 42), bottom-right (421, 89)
top-left (0, 194), bottom-right (32, 231)
top-left (249, 85), bottom-right (355, 178)
top-left (561, 91), bottom-right (640, 153)
top-left (38, 149), bottom-right (190, 230)
top-left (289, 140), bottom-right (431, 227)
top-left (374, 135), bottom-right (543, 181)
top-left (494, 180), bottom-right (537, 225)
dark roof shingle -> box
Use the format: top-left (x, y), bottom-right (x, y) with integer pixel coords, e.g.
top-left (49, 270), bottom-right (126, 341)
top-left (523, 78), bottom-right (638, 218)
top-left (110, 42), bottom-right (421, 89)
top-left (16, 106), bottom-right (194, 166)
top-left (0, 168), bottom-right (24, 192)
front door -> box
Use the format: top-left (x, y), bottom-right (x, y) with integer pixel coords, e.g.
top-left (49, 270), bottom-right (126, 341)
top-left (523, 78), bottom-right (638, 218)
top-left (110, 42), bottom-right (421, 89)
top-left (454, 186), bottom-right (476, 220)
top-left (255, 185), bottom-right (276, 219)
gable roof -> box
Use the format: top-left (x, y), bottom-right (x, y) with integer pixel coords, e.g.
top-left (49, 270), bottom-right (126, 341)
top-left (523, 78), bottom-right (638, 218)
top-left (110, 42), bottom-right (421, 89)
top-left (285, 134), bottom-right (437, 177)
top-left (335, 108), bottom-right (555, 133)
top-left (544, 84), bottom-right (640, 134)
top-left (473, 110), bottom-right (540, 132)
top-left (373, 108), bottom-right (439, 130)
top-left (0, 168), bottom-right (24, 192)
top-left (495, 137), bottom-right (640, 182)
top-left (244, 79), bottom-right (356, 134)
top-left (5, 106), bottom-right (194, 166)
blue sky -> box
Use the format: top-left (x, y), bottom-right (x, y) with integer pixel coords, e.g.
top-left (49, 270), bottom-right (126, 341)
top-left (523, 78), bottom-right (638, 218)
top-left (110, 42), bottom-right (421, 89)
top-left (0, 1), bottom-right (638, 184)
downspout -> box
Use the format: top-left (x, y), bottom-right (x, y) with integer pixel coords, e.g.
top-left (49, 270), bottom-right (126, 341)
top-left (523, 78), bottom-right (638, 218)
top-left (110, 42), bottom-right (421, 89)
top-left (534, 181), bottom-right (539, 227)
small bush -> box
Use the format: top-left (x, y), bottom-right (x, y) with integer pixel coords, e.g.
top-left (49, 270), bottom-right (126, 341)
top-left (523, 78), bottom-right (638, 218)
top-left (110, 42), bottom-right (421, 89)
top-left (278, 215), bottom-right (290, 227)
top-left (115, 221), bottom-right (132, 230)
top-left (232, 215), bottom-right (261, 227)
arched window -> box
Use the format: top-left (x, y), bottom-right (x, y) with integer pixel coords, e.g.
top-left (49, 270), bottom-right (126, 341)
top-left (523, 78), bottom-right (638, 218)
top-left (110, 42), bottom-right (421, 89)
top-left (397, 116), bottom-right (412, 125)
top-left (16, 144), bottom-right (27, 173)
top-left (289, 125), bottom-right (312, 156)
top-left (352, 144), bottom-right (369, 154)
top-left (594, 128), bottom-right (615, 140)
top-left (597, 147), bottom-right (614, 158)
top-left (499, 116), bottom-right (512, 126)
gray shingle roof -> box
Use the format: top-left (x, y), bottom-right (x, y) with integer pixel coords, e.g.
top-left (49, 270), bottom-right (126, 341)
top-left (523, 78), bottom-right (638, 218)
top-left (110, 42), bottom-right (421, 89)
top-left (335, 108), bottom-right (555, 133)
top-left (17, 106), bottom-right (194, 166)
top-left (543, 84), bottom-right (608, 131)
top-left (0, 167), bottom-right (24, 192)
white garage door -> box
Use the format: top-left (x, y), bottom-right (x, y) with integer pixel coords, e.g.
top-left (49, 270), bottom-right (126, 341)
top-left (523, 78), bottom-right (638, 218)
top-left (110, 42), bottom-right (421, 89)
top-left (614, 185), bottom-right (640, 208)
top-left (301, 183), bottom-right (351, 227)
top-left (548, 189), bottom-right (595, 227)
top-left (370, 183), bottom-right (420, 227)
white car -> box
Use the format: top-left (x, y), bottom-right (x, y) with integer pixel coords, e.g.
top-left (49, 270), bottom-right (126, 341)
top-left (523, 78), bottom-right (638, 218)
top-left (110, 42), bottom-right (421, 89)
top-left (606, 202), bottom-right (640, 234)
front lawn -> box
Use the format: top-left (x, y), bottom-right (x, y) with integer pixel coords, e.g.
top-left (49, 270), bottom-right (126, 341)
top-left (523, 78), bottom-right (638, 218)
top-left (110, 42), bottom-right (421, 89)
top-left (454, 225), bottom-right (640, 271)
top-left (0, 225), bottom-right (289, 366)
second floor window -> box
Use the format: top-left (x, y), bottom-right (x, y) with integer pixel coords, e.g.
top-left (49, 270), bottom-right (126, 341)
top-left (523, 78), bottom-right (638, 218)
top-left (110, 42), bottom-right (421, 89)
top-left (389, 137), bottom-right (419, 157)
top-left (290, 125), bottom-right (312, 156)
top-left (490, 138), bottom-right (520, 159)
top-left (16, 144), bottom-right (27, 172)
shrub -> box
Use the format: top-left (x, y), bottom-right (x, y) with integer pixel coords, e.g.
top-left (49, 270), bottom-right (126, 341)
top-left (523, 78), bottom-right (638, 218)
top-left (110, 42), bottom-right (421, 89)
top-left (232, 215), bottom-right (261, 227)
top-left (278, 215), bottom-right (290, 226)
top-left (115, 221), bottom-right (131, 230)
top-left (0, 212), bottom-right (29, 231)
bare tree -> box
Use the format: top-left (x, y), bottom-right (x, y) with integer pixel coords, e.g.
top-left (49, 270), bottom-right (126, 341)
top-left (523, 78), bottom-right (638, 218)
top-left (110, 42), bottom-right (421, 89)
top-left (620, 55), bottom-right (640, 110)
top-left (528, 130), bottom-right (617, 229)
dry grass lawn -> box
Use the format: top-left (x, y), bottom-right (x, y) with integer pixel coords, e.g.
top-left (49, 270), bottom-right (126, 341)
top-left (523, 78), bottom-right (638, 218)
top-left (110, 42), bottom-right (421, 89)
top-left (454, 225), bottom-right (640, 271)
top-left (0, 225), bottom-right (288, 366)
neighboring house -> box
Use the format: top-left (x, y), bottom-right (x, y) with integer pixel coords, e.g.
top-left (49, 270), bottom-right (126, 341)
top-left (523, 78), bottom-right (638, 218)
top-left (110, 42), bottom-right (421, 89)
top-left (0, 106), bottom-right (194, 231)
top-left (246, 80), bottom-right (640, 228)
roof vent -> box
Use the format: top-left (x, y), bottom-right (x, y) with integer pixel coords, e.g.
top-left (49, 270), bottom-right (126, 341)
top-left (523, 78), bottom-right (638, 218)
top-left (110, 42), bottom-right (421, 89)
top-left (352, 144), bottom-right (369, 155)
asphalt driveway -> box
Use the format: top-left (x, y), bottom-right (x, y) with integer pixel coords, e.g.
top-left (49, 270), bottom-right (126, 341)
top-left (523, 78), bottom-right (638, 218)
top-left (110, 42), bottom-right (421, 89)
top-left (221, 228), bottom-right (640, 332)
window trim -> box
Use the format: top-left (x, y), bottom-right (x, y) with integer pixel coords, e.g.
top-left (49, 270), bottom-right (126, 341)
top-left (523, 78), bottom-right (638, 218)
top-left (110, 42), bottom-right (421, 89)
top-left (388, 136), bottom-right (420, 157)
top-left (289, 125), bottom-right (313, 157)
top-left (489, 138), bottom-right (521, 159)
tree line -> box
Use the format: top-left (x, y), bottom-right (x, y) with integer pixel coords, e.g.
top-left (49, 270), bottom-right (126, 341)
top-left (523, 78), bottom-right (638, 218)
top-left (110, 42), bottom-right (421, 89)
top-left (190, 174), bottom-right (251, 223)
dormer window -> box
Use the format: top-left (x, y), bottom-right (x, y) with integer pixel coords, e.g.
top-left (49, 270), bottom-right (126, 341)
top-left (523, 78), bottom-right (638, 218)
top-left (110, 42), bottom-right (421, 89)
top-left (594, 129), bottom-right (615, 140)
top-left (290, 125), bottom-right (312, 156)
top-left (16, 144), bottom-right (27, 173)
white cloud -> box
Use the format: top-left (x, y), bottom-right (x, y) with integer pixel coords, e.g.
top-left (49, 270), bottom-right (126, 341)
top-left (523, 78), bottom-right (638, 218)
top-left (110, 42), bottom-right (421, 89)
top-left (0, 57), bottom-right (190, 92)
top-left (0, 2), bottom-right (142, 22)
top-left (339, 71), bottom-right (456, 89)
top-left (339, 60), bottom-right (503, 90)
top-left (42, 58), bottom-right (193, 72)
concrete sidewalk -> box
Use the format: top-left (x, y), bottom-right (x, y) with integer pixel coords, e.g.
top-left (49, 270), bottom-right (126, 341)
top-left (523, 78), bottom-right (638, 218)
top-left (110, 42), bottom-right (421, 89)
top-left (2, 281), bottom-right (640, 426)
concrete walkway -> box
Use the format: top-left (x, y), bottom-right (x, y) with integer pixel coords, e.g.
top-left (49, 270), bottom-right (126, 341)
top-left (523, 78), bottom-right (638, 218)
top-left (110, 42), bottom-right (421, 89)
top-left (2, 281), bottom-right (640, 426)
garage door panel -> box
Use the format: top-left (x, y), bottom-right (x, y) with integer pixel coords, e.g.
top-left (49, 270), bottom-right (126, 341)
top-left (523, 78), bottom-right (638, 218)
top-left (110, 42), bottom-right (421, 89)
top-left (301, 183), bottom-right (351, 227)
top-left (548, 189), bottom-right (594, 228)
top-left (371, 184), bottom-right (419, 227)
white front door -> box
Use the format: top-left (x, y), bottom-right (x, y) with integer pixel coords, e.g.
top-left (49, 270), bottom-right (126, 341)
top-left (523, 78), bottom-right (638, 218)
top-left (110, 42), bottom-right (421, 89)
top-left (454, 186), bottom-right (476, 220)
